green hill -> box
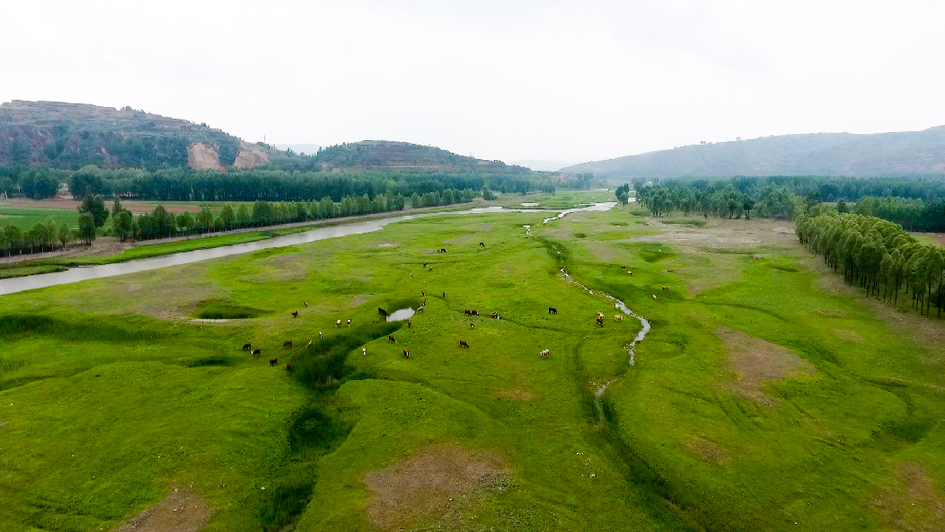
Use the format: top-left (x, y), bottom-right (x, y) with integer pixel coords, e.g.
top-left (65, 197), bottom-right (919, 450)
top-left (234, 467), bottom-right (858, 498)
top-left (311, 140), bottom-right (531, 175)
top-left (0, 100), bottom-right (271, 170)
top-left (562, 127), bottom-right (945, 178)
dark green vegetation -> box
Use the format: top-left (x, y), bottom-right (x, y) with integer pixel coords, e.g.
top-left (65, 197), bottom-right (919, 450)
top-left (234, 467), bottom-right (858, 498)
top-left (633, 176), bottom-right (945, 230)
top-left (563, 126), bottom-right (945, 177)
top-left (796, 212), bottom-right (945, 317)
top-left (1, 207), bottom-right (944, 531)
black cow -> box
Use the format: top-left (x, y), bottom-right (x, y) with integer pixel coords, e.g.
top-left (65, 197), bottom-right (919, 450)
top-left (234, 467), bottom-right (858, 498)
top-left (548, 307), bottom-right (558, 315)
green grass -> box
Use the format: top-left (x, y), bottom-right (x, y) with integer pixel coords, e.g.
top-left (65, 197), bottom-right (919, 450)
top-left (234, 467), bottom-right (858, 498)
top-left (1, 208), bottom-right (944, 531)
top-left (0, 206), bottom-right (79, 229)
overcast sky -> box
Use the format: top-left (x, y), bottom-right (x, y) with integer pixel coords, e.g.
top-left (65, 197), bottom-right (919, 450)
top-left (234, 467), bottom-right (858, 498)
top-left (3, 0), bottom-right (944, 167)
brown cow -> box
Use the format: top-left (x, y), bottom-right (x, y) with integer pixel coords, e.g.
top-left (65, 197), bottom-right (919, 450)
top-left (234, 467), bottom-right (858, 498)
top-left (459, 339), bottom-right (470, 348)
top-left (406, 320), bottom-right (412, 328)
top-left (465, 309), bottom-right (472, 316)
top-left (429, 267), bottom-right (434, 271)
top-left (291, 310), bottom-right (299, 318)
top-left (269, 358), bottom-right (278, 367)
top-left (283, 340), bottom-right (293, 348)
top-left (614, 315), bottom-right (623, 322)
top-left (388, 335), bottom-right (396, 343)
top-left (416, 306), bottom-right (424, 313)
top-left (251, 348), bottom-right (261, 357)
top-left (540, 349), bottom-right (550, 358)
top-left (662, 286), bottom-right (669, 291)
top-left (422, 298), bottom-right (427, 306)
top-left (242, 343), bottom-right (252, 351)
top-left (596, 316), bottom-right (604, 327)
top-left (286, 363), bottom-right (293, 372)
top-left (403, 348), bottom-right (410, 358)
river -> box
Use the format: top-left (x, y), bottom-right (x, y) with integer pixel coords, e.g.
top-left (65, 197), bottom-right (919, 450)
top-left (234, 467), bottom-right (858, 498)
top-left (0, 202), bottom-right (617, 296)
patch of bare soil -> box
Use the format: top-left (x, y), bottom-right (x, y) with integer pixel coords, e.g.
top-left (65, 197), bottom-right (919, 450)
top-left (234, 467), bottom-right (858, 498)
top-left (492, 388), bottom-right (534, 402)
top-left (477, 223), bottom-right (493, 231)
top-left (683, 436), bottom-right (730, 465)
top-left (717, 327), bottom-right (816, 406)
top-left (872, 462), bottom-right (945, 532)
top-left (363, 443), bottom-right (509, 531)
top-left (114, 488), bottom-right (212, 532)
top-left (346, 295), bottom-right (371, 308)
top-left (232, 141), bottom-right (270, 170)
top-left (187, 142), bottom-right (225, 171)
top-left (445, 234), bottom-right (473, 245)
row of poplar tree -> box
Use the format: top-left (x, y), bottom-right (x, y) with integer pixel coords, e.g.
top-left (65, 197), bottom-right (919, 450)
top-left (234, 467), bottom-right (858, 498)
top-left (795, 212), bottom-right (945, 318)
top-left (0, 188), bottom-right (479, 256)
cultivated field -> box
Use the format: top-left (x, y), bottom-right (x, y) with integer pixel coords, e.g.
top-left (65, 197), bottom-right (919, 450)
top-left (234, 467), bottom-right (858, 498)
top-left (0, 206), bottom-right (943, 531)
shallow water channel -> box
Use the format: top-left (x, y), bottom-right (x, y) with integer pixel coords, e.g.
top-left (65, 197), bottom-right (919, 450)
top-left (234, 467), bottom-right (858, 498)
top-left (0, 203), bottom-right (616, 296)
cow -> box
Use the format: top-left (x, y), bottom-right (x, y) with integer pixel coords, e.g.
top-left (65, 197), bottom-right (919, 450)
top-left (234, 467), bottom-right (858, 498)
top-left (423, 263), bottom-right (428, 268)
top-left (285, 363), bottom-right (293, 372)
top-left (465, 309), bottom-right (472, 316)
top-left (406, 320), bottom-right (412, 328)
top-left (596, 312), bottom-right (605, 319)
top-left (388, 335), bottom-right (396, 343)
top-left (442, 292), bottom-right (446, 298)
top-left (662, 286), bottom-right (669, 291)
top-left (378, 307), bottom-right (388, 316)
top-left (471, 310), bottom-right (479, 316)
top-left (304, 301), bottom-right (308, 307)
top-left (336, 319), bottom-right (342, 327)
top-left (416, 306), bottom-right (424, 313)
top-left (283, 340), bottom-right (293, 348)
top-left (490, 311), bottom-right (498, 319)
top-left (459, 339), bottom-right (470, 348)
top-left (251, 348), bottom-right (261, 357)
top-left (540, 349), bottom-right (550, 359)
top-left (652, 294), bottom-right (657, 300)
top-left (291, 310), bottom-right (299, 318)
top-left (548, 307), bottom-right (558, 315)
top-left (422, 298), bottom-right (427, 306)
top-left (627, 271), bottom-right (633, 276)
top-left (440, 248), bottom-right (447, 253)
top-left (403, 348), bottom-right (410, 358)
top-left (422, 291), bottom-right (425, 296)
top-left (470, 323), bottom-right (475, 329)
top-left (596, 316), bottom-right (604, 327)
top-left (242, 343), bottom-right (252, 351)
top-left (362, 348), bottom-right (367, 356)
top-left (269, 358), bottom-right (278, 367)
top-left (347, 319), bottom-right (352, 327)
top-left (319, 331), bottom-right (323, 338)
top-left (614, 315), bottom-right (623, 322)
top-left (429, 267), bottom-right (434, 272)
top-left (306, 340), bottom-right (313, 348)
top-left (479, 242), bottom-right (485, 247)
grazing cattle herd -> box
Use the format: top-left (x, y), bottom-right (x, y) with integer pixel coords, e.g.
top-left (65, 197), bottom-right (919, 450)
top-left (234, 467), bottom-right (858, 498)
top-left (240, 241), bottom-right (652, 371)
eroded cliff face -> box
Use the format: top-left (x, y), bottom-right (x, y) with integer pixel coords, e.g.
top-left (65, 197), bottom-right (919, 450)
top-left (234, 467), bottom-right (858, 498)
top-left (187, 142), bottom-right (226, 171)
top-left (233, 142), bottom-right (271, 169)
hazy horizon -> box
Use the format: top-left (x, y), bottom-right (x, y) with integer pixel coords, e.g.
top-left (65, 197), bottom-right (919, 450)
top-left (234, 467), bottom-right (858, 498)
top-left (3, 0), bottom-right (944, 166)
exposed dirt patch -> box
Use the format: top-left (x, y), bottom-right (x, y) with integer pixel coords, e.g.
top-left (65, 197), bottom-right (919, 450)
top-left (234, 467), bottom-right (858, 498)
top-left (492, 387), bottom-right (534, 402)
top-left (717, 327), bottom-right (816, 406)
top-left (445, 234), bottom-right (473, 245)
top-left (683, 436), bottom-right (730, 465)
top-left (114, 488), bottom-right (212, 532)
top-left (232, 141), bottom-right (270, 170)
top-left (363, 443), bottom-right (509, 531)
top-left (346, 295), bottom-right (371, 308)
top-left (872, 462), bottom-right (945, 532)
top-left (834, 328), bottom-right (864, 343)
top-left (477, 223), bottom-right (493, 231)
top-left (187, 142), bottom-right (225, 171)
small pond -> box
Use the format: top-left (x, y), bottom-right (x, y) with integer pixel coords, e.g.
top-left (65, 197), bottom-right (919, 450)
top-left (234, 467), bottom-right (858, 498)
top-left (385, 307), bottom-right (416, 322)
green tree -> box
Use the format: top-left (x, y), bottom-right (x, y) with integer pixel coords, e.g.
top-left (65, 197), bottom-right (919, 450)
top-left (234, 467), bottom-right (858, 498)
top-left (77, 213), bottom-right (96, 244)
top-left (78, 192), bottom-right (108, 227)
top-left (112, 210), bottom-right (134, 242)
top-left (58, 221), bottom-right (72, 249)
top-left (615, 184), bottom-right (630, 205)
top-left (836, 199), bottom-right (849, 214)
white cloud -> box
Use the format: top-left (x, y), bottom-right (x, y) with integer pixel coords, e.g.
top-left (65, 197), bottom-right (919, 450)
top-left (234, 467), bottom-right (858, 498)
top-left (2, 0), bottom-right (943, 165)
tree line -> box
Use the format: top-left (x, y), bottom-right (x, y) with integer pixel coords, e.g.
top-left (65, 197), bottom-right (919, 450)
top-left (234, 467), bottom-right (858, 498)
top-left (0, 188), bottom-right (478, 256)
top-left (0, 164), bottom-right (557, 202)
top-left (796, 212), bottom-right (945, 318)
top-left (630, 176), bottom-right (945, 228)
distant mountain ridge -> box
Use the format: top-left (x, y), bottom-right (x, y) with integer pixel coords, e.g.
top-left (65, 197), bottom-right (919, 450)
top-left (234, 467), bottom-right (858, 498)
top-left (562, 127), bottom-right (945, 178)
top-left (0, 100), bottom-right (270, 170)
top-left (312, 140), bottom-right (531, 175)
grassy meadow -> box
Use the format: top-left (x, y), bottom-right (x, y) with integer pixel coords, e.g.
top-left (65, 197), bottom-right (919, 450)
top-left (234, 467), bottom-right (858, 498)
top-left (0, 205), bottom-right (943, 531)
